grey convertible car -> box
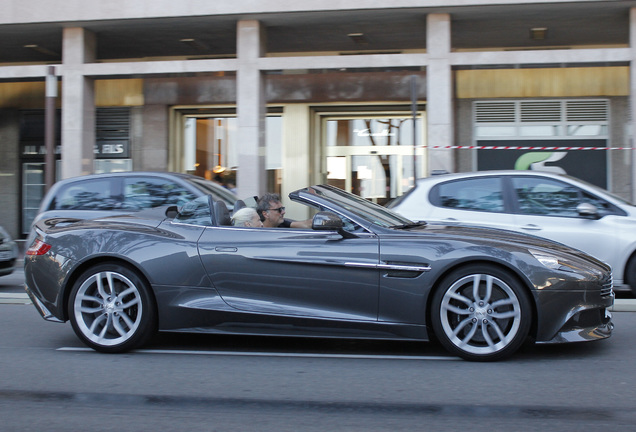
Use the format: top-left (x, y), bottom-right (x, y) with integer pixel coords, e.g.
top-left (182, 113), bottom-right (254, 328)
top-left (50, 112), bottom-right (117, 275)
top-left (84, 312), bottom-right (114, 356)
top-left (24, 185), bottom-right (614, 361)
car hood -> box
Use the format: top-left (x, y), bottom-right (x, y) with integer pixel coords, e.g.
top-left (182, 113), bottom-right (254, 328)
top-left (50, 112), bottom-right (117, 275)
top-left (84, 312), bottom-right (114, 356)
top-left (385, 222), bottom-right (610, 269)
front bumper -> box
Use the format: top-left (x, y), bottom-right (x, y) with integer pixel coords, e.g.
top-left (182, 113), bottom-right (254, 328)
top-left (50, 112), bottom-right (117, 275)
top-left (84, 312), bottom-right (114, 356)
top-left (536, 290), bottom-right (614, 344)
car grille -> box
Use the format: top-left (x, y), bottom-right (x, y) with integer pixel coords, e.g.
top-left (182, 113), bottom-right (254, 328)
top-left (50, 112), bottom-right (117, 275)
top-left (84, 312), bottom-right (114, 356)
top-left (600, 274), bottom-right (613, 298)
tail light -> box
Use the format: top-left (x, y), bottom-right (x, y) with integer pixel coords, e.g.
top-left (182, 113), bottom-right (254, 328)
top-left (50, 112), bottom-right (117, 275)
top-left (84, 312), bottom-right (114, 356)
top-left (26, 238), bottom-right (52, 256)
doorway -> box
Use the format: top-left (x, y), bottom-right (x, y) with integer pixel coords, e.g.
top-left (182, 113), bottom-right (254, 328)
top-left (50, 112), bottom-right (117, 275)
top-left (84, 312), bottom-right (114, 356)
top-left (324, 115), bottom-right (425, 205)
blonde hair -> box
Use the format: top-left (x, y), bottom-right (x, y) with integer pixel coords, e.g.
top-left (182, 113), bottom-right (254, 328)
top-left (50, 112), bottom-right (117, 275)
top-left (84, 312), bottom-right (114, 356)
top-left (231, 207), bottom-right (259, 227)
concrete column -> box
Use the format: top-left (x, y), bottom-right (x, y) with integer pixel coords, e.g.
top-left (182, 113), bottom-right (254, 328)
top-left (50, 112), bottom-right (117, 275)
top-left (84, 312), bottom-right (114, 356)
top-left (237, 20), bottom-right (267, 198)
top-left (631, 8), bottom-right (636, 203)
top-left (61, 27), bottom-right (96, 179)
top-left (281, 104), bottom-right (311, 219)
top-left (426, 13), bottom-right (454, 174)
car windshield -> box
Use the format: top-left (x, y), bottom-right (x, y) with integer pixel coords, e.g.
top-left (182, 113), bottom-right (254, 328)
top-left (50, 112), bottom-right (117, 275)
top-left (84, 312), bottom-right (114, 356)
top-left (562, 175), bottom-right (635, 206)
top-left (298, 186), bottom-right (415, 228)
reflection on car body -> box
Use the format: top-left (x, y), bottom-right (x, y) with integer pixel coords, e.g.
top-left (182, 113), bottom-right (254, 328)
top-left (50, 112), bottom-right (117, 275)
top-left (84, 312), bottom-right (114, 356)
top-left (24, 184), bottom-right (613, 361)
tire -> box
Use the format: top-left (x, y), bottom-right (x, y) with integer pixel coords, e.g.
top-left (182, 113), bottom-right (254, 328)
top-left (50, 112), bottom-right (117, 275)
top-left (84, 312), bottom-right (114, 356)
top-left (430, 265), bottom-right (531, 362)
top-left (68, 263), bottom-right (157, 353)
top-left (626, 257), bottom-right (636, 296)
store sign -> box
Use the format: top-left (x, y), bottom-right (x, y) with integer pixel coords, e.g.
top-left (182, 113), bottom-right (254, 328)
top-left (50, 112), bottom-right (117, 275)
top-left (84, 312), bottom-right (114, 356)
top-left (476, 139), bottom-right (607, 189)
top-left (94, 140), bottom-right (130, 159)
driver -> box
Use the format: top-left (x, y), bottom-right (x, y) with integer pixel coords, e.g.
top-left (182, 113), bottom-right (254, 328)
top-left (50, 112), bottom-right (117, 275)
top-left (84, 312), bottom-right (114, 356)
top-left (257, 193), bottom-right (311, 228)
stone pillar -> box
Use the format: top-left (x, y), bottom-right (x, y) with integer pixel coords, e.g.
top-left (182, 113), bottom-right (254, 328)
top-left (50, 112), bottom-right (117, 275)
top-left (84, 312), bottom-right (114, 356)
top-left (281, 104), bottom-right (311, 219)
top-left (630, 8), bottom-right (636, 203)
top-left (426, 13), bottom-right (454, 174)
top-left (61, 27), bottom-right (96, 179)
top-left (237, 20), bottom-right (267, 198)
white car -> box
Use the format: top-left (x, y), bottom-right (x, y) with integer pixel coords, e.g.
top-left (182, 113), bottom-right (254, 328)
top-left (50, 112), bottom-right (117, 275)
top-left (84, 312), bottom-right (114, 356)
top-left (388, 170), bottom-right (636, 294)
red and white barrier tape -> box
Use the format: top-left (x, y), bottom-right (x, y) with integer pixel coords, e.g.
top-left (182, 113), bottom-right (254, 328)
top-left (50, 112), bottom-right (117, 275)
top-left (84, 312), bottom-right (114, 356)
top-left (424, 145), bottom-right (635, 150)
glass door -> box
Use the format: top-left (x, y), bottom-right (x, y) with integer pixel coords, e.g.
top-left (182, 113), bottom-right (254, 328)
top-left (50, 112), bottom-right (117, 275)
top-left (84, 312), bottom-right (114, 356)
top-left (324, 116), bottom-right (425, 205)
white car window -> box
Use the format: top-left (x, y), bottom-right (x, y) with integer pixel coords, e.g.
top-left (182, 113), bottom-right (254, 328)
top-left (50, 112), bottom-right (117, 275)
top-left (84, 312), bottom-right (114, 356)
top-left (512, 177), bottom-right (581, 217)
top-left (434, 177), bottom-right (504, 213)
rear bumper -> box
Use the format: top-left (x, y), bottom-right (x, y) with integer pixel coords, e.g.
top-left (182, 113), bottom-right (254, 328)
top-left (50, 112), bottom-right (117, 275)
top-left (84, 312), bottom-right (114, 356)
top-left (25, 284), bottom-right (64, 323)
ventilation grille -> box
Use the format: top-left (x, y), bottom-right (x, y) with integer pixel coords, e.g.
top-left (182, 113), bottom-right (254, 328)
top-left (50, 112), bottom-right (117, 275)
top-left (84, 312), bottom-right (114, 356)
top-left (96, 107), bottom-right (131, 140)
top-left (475, 100), bottom-right (608, 124)
top-left (566, 100), bottom-right (608, 122)
top-left (520, 101), bottom-right (561, 122)
top-left (474, 102), bottom-right (515, 123)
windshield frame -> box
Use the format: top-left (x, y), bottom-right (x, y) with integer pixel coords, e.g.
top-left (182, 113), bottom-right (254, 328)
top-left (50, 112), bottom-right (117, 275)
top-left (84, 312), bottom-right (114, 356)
top-left (292, 185), bottom-right (415, 228)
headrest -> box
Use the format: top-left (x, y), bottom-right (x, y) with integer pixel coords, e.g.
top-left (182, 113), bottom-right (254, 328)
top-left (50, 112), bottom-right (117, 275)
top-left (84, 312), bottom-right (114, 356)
top-left (233, 199), bottom-right (246, 214)
top-left (213, 201), bottom-right (232, 226)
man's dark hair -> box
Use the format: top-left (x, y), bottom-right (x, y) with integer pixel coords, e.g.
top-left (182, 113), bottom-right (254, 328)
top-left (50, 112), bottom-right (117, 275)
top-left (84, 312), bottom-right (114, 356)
top-left (256, 193), bottom-right (281, 216)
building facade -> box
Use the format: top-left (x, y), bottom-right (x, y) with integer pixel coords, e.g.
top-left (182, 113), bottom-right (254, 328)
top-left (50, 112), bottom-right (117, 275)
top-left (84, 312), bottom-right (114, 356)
top-left (1, 0), bottom-right (635, 238)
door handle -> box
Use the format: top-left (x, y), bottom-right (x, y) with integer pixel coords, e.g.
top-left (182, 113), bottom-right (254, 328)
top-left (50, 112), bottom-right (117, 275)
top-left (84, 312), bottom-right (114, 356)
top-left (521, 224), bottom-right (541, 231)
top-left (215, 247), bottom-right (238, 252)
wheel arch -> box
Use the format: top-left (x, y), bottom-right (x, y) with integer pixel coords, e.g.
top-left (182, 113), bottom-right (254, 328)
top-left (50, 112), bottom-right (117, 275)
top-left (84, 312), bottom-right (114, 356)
top-left (61, 256), bottom-right (157, 322)
top-left (425, 259), bottom-right (539, 342)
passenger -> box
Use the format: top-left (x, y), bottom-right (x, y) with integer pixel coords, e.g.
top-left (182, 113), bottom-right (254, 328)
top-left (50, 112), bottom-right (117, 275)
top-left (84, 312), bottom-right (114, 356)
top-left (231, 207), bottom-right (263, 228)
top-left (257, 193), bottom-right (312, 228)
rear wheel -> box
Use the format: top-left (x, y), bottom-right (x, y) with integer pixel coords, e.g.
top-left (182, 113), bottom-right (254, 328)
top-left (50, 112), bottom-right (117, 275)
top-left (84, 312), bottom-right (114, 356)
top-left (431, 265), bottom-right (531, 361)
top-left (68, 263), bottom-right (156, 353)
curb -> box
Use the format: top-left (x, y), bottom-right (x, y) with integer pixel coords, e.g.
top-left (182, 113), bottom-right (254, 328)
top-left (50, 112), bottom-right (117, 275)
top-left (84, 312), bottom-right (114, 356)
top-left (0, 293), bottom-right (31, 304)
top-left (610, 299), bottom-right (636, 312)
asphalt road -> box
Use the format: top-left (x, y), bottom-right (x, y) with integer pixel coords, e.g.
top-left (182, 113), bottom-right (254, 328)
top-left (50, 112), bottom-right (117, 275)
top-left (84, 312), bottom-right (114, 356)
top-left (1, 277), bottom-right (636, 431)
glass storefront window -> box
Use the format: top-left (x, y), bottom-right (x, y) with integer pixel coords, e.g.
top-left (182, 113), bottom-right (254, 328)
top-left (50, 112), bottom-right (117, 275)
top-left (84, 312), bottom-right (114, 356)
top-left (474, 126), bottom-right (516, 137)
top-left (22, 161), bottom-right (60, 234)
top-left (325, 116), bottom-right (424, 204)
top-left (567, 124), bottom-right (607, 136)
top-left (519, 125), bottom-right (561, 137)
top-left (183, 115), bottom-right (282, 190)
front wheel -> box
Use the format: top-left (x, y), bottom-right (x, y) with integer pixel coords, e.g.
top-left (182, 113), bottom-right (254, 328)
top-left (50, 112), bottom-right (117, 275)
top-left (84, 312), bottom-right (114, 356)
top-left (625, 257), bottom-right (636, 296)
top-left (68, 263), bottom-right (157, 353)
top-left (430, 265), bottom-right (532, 361)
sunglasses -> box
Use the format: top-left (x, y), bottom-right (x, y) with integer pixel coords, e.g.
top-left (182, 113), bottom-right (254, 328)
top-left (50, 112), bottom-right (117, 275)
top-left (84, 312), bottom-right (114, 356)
top-left (266, 207), bottom-right (285, 213)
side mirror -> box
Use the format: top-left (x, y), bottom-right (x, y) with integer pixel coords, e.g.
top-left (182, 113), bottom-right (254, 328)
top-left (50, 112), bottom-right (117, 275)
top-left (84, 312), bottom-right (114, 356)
top-left (312, 211), bottom-right (357, 239)
top-left (577, 202), bottom-right (600, 219)
top-left (312, 211), bottom-right (344, 230)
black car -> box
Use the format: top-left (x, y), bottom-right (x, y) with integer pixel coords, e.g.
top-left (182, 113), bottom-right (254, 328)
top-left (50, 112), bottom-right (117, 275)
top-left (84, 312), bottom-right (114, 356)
top-left (24, 185), bottom-right (614, 361)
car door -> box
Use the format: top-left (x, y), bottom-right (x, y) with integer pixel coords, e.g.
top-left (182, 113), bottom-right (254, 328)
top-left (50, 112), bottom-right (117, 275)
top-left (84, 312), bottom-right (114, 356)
top-left (425, 176), bottom-right (518, 231)
top-left (509, 175), bottom-right (619, 267)
top-left (198, 225), bottom-right (381, 321)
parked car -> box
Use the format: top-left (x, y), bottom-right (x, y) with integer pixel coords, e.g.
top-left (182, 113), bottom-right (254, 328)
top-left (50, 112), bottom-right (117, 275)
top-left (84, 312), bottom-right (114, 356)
top-left (0, 225), bottom-right (18, 276)
top-left (388, 170), bottom-right (636, 294)
top-left (24, 184), bottom-right (613, 361)
top-left (33, 171), bottom-right (237, 225)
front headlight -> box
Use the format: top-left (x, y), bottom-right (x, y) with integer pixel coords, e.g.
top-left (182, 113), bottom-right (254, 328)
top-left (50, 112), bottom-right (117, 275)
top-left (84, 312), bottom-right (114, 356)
top-left (529, 249), bottom-right (576, 272)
